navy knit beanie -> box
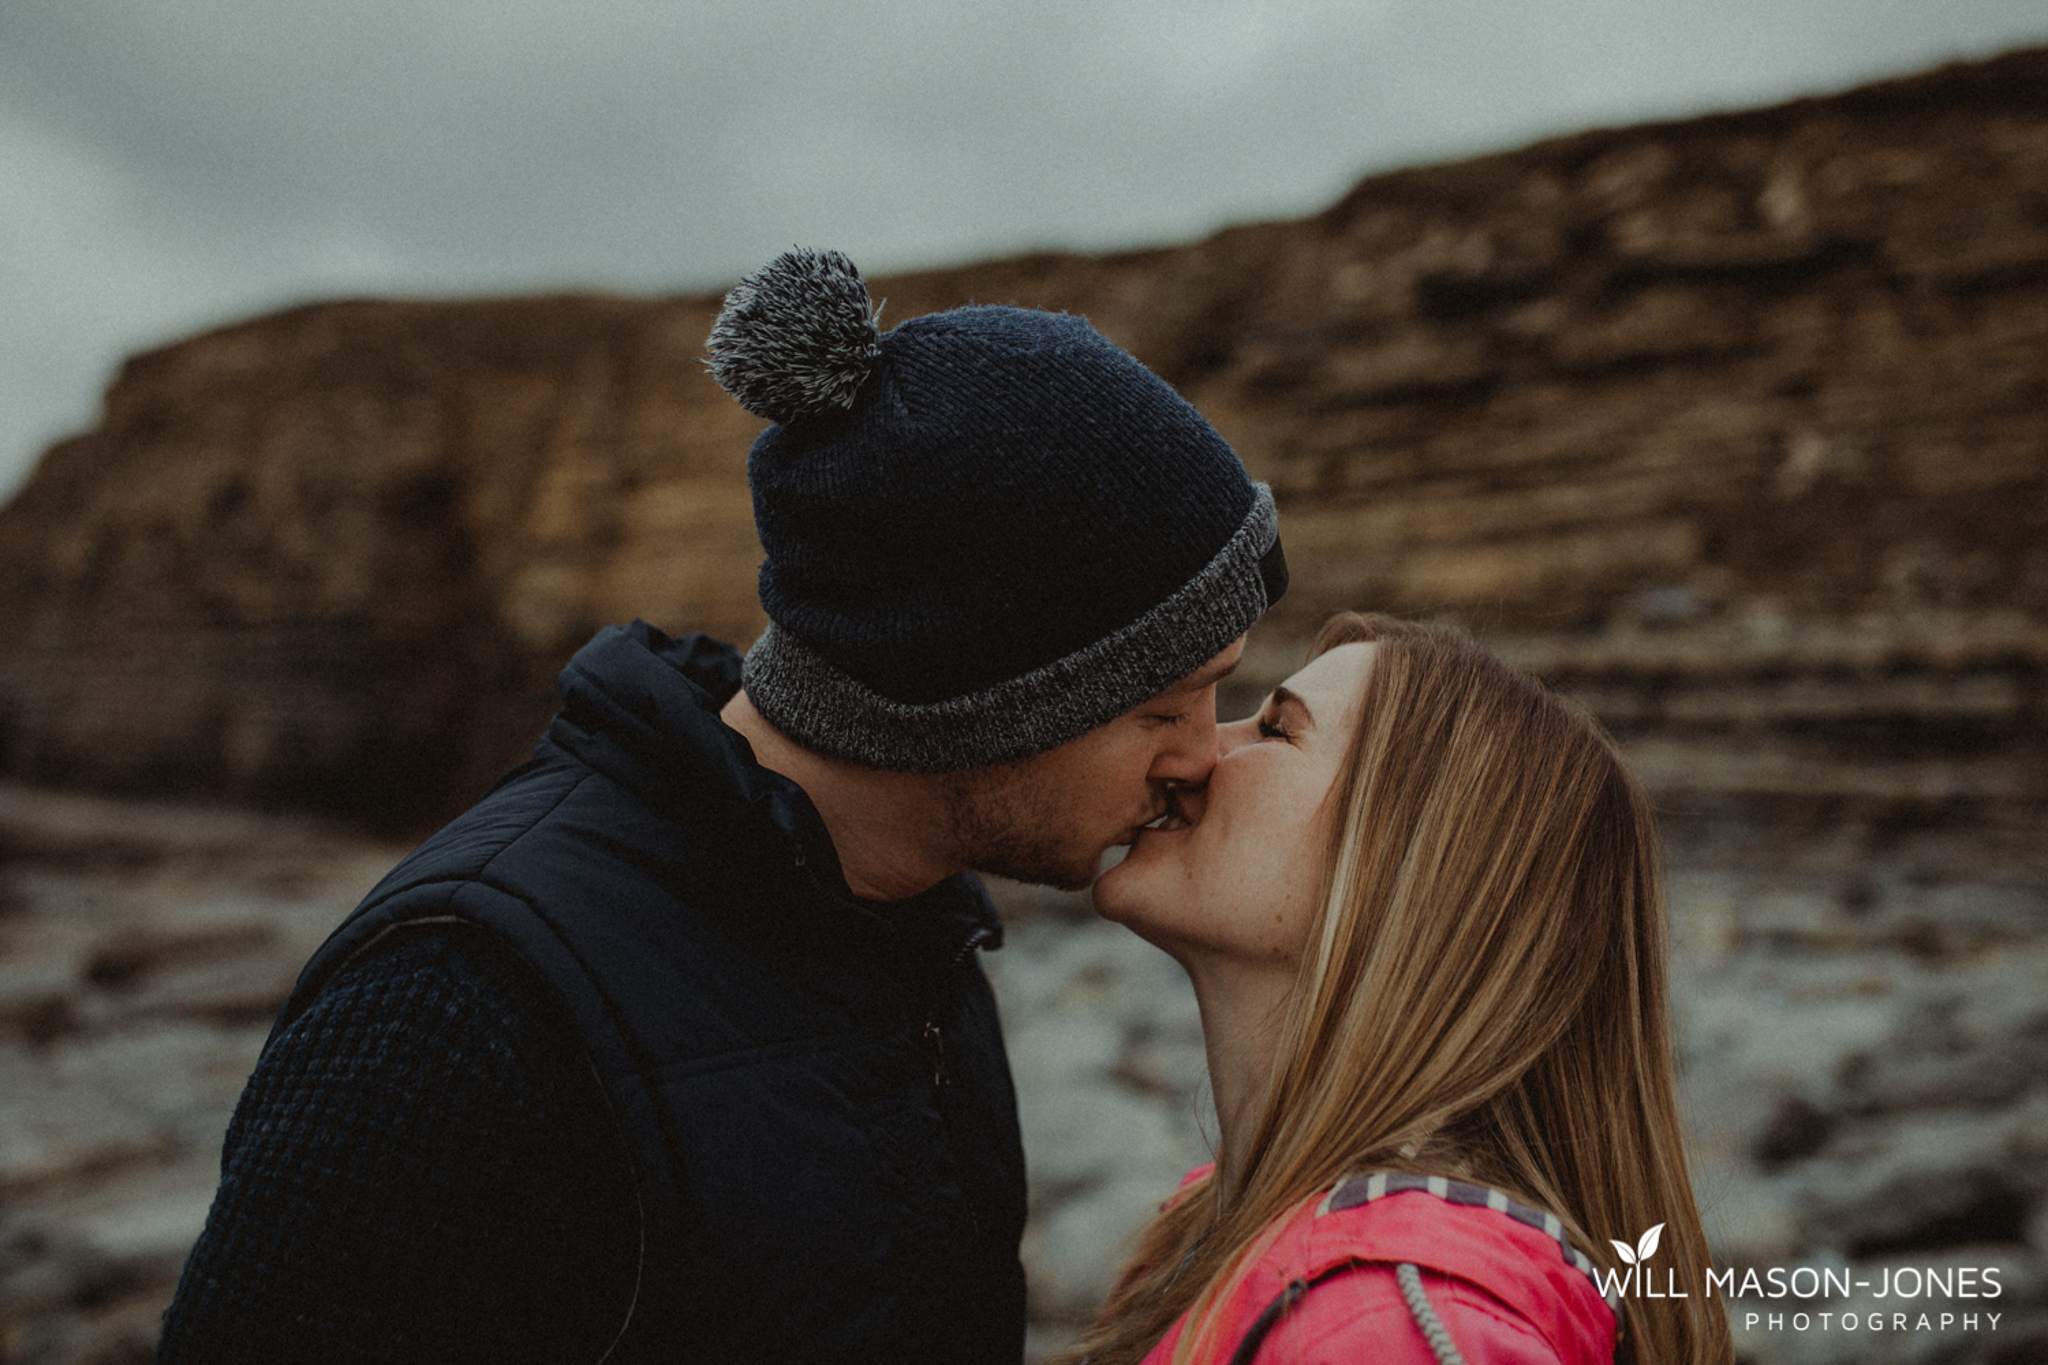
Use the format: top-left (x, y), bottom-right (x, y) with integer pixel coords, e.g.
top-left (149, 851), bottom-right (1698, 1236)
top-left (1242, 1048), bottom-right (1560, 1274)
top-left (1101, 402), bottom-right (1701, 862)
top-left (707, 248), bottom-right (1286, 772)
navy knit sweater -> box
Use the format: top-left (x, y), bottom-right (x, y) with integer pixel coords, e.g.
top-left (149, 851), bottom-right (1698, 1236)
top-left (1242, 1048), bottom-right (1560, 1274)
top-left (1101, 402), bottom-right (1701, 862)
top-left (158, 929), bottom-right (638, 1363)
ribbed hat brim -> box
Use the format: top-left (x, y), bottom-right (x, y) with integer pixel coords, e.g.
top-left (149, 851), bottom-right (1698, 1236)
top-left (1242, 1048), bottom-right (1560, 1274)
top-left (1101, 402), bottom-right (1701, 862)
top-left (742, 485), bottom-right (1282, 772)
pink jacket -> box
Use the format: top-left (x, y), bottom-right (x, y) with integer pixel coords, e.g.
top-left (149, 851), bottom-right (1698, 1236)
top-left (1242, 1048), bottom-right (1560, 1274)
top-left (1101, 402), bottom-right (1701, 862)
top-left (1142, 1172), bottom-right (1618, 1364)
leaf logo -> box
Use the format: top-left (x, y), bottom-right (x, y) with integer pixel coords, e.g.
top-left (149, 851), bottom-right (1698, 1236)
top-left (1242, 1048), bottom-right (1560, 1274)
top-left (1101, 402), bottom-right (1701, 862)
top-left (1609, 1223), bottom-right (1665, 1266)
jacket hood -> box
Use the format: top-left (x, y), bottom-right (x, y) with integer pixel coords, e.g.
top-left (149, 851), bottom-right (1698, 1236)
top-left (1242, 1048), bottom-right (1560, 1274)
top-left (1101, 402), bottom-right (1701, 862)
top-left (546, 621), bottom-right (1000, 955)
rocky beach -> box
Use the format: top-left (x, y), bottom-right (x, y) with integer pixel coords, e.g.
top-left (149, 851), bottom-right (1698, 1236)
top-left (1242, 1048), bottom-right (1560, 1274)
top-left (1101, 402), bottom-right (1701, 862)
top-left (3, 46), bottom-right (2046, 1365)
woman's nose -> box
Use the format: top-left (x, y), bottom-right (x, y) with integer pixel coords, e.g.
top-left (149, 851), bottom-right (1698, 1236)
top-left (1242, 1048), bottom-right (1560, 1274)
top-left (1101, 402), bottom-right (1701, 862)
top-left (1217, 715), bottom-right (1261, 757)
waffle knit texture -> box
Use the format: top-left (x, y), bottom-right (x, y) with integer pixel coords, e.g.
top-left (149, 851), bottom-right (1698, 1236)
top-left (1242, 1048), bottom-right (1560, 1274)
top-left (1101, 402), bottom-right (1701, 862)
top-left (158, 930), bottom-right (637, 1364)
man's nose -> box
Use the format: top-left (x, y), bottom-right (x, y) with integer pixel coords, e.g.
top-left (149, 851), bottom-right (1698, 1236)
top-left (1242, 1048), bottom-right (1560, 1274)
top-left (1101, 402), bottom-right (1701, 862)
top-left (1151, 703), bottom-right (1220, 786)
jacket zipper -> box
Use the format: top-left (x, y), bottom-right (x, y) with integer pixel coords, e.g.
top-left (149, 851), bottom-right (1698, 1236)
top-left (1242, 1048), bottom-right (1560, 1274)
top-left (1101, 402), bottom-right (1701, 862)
top-left (922, 1018), bottom-right (948, 1088)
top-left (923, 924), bottom-right (993, 1089)
top-left (923, 924), bottom-right (994, 1240)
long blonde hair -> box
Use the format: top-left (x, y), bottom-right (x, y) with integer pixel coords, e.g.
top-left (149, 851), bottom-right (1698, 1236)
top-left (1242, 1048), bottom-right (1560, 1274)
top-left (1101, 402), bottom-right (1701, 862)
top-left (1058, 613), bottom-right (1731, 1365)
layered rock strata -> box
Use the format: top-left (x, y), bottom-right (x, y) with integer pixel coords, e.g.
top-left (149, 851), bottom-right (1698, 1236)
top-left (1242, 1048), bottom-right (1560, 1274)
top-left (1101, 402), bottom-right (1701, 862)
top-left (1, 49), bottom-right (2042, 832)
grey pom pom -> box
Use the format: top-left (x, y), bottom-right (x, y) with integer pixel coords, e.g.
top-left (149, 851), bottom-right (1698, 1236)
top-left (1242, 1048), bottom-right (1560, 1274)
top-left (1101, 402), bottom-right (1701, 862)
top-left (706, 248), bottom-right (882, 423)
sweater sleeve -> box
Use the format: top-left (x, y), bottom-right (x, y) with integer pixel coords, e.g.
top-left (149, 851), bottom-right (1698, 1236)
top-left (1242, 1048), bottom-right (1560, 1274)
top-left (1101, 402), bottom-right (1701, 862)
top-left (157, 927), bottom-right (640, 1365)
top-left (1259, 1263), bottom-right (1568, 1365)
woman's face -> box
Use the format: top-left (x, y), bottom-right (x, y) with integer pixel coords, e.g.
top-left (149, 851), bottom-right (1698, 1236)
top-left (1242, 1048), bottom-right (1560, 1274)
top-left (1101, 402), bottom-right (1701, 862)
top-left (1094, 642), bottom-right (1375, 970)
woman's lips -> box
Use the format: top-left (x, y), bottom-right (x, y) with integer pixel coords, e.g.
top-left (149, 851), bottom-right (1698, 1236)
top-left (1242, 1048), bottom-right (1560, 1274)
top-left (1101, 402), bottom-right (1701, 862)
top-left (1138, 785), bottom-right (1200, 835)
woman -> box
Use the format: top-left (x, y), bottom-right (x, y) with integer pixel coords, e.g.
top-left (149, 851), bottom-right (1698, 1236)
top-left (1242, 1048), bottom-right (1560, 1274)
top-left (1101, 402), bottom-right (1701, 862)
top-left (1066, 613), bottom-right (1732, 1365)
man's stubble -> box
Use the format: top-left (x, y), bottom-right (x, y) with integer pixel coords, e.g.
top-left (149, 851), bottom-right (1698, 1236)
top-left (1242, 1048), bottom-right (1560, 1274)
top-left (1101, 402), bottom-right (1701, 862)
top-left (940, 762), bottom-right (1105, 893)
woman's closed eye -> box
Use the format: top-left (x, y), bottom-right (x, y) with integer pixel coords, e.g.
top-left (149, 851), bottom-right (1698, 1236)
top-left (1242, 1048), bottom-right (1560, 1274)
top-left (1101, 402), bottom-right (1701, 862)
top-left (1256, 688), bottom-right (1311, 741)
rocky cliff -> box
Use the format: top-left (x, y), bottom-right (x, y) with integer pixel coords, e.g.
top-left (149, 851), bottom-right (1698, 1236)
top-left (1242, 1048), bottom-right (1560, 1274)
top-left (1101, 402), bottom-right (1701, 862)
top-left (1, 45), bottom-right (2045, 1365)
top-left (3, 48), bottom-right (2043, 831)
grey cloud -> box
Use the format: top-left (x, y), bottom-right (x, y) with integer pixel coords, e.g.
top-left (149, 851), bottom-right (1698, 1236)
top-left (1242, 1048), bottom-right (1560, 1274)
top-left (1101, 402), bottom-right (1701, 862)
top-left (1, 0), bottom-right (2045, 492)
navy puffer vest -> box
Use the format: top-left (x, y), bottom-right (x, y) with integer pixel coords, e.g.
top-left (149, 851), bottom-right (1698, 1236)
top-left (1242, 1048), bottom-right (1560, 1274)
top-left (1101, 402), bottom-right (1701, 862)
top-left (271, 624), bottom-right (1027, 1363)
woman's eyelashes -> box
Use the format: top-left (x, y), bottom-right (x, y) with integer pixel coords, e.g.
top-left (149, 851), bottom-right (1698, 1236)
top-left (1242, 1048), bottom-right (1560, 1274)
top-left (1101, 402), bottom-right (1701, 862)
top-left (1254, 691), bottom-right (1312, 741)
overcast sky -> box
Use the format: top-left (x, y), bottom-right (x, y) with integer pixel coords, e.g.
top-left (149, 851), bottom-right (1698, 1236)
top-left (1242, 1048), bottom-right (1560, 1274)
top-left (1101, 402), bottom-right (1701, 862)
top-left (3, 1), bottom-right (2045, 498)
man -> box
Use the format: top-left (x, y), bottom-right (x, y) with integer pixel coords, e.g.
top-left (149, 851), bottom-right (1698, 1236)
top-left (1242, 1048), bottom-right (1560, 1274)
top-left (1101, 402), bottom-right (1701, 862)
top-left (157, 249), bottom-right (1286, 1363)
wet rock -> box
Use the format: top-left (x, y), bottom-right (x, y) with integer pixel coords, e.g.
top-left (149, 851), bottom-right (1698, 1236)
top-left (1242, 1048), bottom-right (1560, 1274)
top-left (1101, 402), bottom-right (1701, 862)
top-left (1756, 1096), bottom-right (1836, 1171)
top-left (982, 900), bottom-right (1213, 1327)
top-left (0, 786), bottom-right (406, 1362)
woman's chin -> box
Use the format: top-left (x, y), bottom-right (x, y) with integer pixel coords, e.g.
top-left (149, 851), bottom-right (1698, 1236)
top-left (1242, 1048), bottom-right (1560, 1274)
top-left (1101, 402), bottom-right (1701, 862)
top-left (1090, 851), bottom-right (1148, 925)
top-left (1091, 843), bottom-right (1174, 933)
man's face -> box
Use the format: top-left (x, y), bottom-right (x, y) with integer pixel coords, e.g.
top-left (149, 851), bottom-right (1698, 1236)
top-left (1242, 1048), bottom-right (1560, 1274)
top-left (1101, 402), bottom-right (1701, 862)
top-left (942, 638), bottom-right (1245, 891)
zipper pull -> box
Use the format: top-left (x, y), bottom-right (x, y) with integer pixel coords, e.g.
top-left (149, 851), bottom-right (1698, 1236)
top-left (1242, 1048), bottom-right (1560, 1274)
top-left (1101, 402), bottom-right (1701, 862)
top-left (923, 1019), bottom-right (947, 1088)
